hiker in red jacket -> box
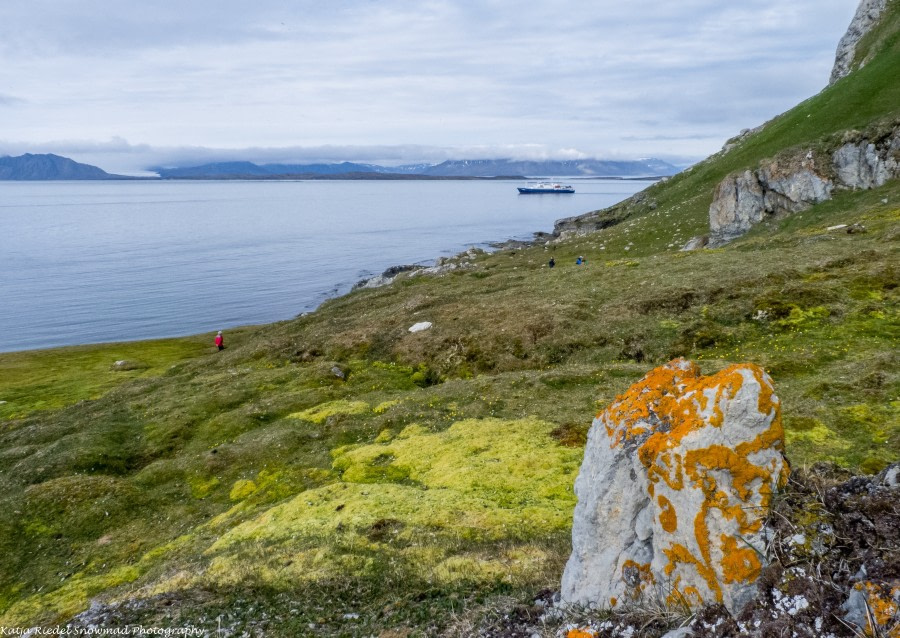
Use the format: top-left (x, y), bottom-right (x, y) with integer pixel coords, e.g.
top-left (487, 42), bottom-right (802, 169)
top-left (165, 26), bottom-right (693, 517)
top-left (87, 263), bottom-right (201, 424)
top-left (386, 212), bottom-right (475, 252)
top-left (215, 330), bottom-right (224, 351)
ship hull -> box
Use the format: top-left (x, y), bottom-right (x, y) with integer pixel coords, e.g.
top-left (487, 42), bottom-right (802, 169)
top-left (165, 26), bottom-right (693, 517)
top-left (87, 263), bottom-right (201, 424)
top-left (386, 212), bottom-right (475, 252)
top-left (517, 186), bottom-right (575, 194)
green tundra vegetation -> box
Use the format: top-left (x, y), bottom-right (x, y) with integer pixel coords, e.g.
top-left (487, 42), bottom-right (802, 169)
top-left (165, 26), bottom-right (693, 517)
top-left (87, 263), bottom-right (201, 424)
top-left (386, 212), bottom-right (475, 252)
top-left (0, 7), bottom-right (898, 635)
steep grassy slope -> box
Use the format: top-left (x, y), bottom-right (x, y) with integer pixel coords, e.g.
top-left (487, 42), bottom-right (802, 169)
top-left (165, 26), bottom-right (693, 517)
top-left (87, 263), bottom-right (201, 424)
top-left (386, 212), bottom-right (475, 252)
top-left (0, 8), bottom-right (898, 635)
top-left (597, 1), bottom-right (900, 255)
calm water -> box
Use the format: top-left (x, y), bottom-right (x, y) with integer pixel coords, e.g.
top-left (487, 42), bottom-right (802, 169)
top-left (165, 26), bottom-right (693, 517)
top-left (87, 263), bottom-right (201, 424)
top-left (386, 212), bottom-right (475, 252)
top-left (0, 179), bottom-right (649, 352)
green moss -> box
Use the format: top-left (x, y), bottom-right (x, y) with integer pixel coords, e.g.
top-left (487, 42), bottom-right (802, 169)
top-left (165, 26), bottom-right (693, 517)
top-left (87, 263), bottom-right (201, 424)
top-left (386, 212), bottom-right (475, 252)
top-left (773, 305), bottom-right (830, 330)
top-left (229, 479), bottom-right (258, 501)
top-left (373, 399), bottom-right (400, 414)
top-left (188, 476), bottom-right (220, 499)
top-left (0, 565), bottom-right (140, 625)
top-left (374, 428), bottom-right (395, 443)
top-left (198, 417), bottom-right (579, 589)
top-left (287, 399), bottom-right (370, 424)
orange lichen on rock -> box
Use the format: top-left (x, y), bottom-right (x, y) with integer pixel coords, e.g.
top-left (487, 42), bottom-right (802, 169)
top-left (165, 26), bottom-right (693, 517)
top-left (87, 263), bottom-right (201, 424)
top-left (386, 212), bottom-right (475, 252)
top-left (603, 359), bottom-right (702, 449)
top-left (719, 535), bottom-right (762, 584)
top-left (561, 359), bottom-right (788, 615)
top-left (853, 582), bottom-right (900, 637)
top-left (662, 542), bottom-right (721, 601)
top-left (566, 629), bottom-right (597, 638)
top-left (658, 494), bottom-right (677, 533)
top-left (664, 575), bottom-right (705, 607)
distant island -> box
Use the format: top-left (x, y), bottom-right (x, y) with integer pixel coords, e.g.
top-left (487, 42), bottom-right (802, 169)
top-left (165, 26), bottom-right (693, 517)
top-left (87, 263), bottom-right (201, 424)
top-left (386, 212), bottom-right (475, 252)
top-left (0, 153), bottom-right (680, 181)
top-left (0, 153), bottom-right (129, 180)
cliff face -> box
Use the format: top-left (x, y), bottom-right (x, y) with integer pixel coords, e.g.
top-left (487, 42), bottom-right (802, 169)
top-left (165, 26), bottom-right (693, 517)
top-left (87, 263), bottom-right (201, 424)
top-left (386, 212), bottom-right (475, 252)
top-left (708, 124), bottom-right (900, 245)
top-left (830, 0), bottom-right (889, 84)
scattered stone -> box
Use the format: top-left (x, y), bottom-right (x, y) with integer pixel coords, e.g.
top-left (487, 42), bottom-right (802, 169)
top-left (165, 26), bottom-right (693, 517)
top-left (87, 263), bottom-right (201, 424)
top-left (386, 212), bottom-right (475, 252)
top-left (562, 359), bottom-right (788, 615)
top-left (408, 321), bottom-right (433, 333)
top-left (408, 260), bottom-right (474, 277)
top-left (877, 462), bottom-right (900, 488)
top-left (313, 361), bottom-right (349, 382)
top-left (680, 235), bottom-right (709, 251)
top-left (110, 360), bottom-right (146, 371)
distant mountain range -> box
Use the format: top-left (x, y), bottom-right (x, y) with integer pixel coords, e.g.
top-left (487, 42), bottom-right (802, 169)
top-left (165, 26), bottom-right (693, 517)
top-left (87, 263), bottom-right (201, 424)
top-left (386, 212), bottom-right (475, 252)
top-left (409, 158), bottom-right (679, 177)
top-left (0, 153), bottom-right (121, 180)
top-left (155, 158), bottom-right (680, 179)
top-left (0, 153), bottom-right (681, 180)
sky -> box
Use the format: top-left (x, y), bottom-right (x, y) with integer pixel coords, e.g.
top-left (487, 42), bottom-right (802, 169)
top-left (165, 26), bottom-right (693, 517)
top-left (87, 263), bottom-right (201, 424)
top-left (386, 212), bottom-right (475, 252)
top-left (0, 1), bottom-right (860, 175)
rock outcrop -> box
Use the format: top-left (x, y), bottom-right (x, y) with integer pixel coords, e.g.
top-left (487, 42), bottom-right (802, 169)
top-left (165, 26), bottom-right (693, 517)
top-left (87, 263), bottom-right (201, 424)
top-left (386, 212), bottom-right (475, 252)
top-left (553, 191), bottom-right (658, 240)
top-left (709, 125), bottom-right (900, 245)
top-left (833, 133), bottom-right (900, 189)
top-left (352, 264), bottom-right (423, 290)
top-left (561, 359), bottom-right (788, 615)
top-left (830, 0), bottom-right (889, 85)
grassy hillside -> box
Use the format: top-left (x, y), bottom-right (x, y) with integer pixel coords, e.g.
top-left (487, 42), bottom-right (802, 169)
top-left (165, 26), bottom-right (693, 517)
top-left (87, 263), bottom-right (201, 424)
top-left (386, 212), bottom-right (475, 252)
top-left (0, 8), bottom-right (898, 635)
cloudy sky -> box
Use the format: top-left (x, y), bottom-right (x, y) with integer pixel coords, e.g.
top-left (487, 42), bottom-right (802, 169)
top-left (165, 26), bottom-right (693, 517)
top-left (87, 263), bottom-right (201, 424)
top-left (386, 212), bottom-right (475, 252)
top-left (0, 1), bottom-right (859, 175)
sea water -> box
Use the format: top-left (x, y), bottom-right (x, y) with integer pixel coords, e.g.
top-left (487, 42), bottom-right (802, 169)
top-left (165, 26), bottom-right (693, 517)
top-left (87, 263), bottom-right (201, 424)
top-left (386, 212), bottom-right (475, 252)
top-left (0, 179), bottom-right (651, 352)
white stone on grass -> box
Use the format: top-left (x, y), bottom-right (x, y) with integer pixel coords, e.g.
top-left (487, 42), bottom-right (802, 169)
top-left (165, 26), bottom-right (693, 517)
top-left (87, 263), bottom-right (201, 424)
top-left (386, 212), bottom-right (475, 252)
top-left (408, 321), bottom-right (433, 333)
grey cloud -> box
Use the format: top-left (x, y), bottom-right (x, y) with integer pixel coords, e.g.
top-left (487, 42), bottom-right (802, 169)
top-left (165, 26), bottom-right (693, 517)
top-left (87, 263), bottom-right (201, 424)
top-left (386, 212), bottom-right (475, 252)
top-left (0, 0), bottom-right (861, 170)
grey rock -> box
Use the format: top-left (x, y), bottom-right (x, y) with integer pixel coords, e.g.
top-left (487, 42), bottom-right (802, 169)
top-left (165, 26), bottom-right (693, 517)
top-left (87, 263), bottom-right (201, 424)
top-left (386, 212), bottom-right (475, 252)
top-left (876, 462), bottom-right (900, 487)
top-left (352, 264), bottom-right (422, 290)
top-left (407, 261), bottom-right (473, 277)
top-left (709, 170), bottom-right (765, 245)
top-left (830, 0), bottom-right (889, 84)
top-left (110, 359), bottom-right (146, 371)
top-left (408, 321), bottom-right (433, 333)
top-left (834, 142), bottom-right (890, 189)
top-left (709, 126), bottom-right (899, 245)
top-left (758, 157), bottom-right (832, 213)
top-left (841, 585), bottom-right (870, 630)
top-left (660, 628), bottom-right (694, 638)
top-left (681, 235), bottom-right (709, 251)
top-left (561, 359), bottom-right (787, 615)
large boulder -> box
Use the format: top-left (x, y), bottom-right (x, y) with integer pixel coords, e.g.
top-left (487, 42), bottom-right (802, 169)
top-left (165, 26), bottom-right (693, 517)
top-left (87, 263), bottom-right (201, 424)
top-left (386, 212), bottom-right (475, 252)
top-left (561, 359), bottom-right (789, 615)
